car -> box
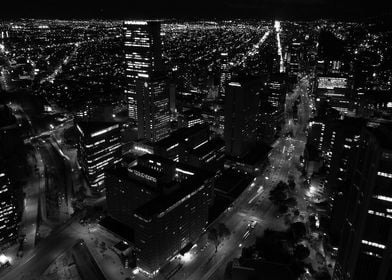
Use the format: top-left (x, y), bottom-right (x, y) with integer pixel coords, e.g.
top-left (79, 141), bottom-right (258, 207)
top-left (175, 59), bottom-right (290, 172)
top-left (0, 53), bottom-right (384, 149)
top-left (249, 221), bottom-right (257, 229)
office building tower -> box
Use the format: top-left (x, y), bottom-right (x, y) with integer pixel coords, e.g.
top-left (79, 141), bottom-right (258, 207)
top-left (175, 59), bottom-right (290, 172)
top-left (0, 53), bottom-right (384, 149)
top-left (0, 167), bottom-right (19, 248)
top-left (124, 21), bottom-right (163, 121)
top-left (333, 124), bottom-right (392, 280)
top-left (315, 75), bottom-right (353, 114)
top-left (179, 108), bottom-right (204, 128)
top-left (105, 154), bottom-right (213, 275)
top-left (259, 74), bottom-right (287, 143)
top-left (136, 72), bottom-right (170, 142)
top-left (324, 118), bottom-right (365, 242)
top-left (224, 77), bottom-right (262, 158)
top-left (169, 83), bottom-right (176, 114)
top-left (220, 52), bottom-right (231, 96)
top-left (76, 121), bottom-right (122, 190)
top-left (287, 42), bottom-right (304, 76)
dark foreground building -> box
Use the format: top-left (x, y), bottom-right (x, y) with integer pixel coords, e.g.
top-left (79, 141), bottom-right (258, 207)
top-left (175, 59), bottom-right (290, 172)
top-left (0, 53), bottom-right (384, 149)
top-left (333, 124), bottom-right (392, 280)
top-left (0, 166), bottom-right (19, 248)
top-left (224, 78), bottom-right (262, 158)
top-left (105, 154), bottom-right (213, 276)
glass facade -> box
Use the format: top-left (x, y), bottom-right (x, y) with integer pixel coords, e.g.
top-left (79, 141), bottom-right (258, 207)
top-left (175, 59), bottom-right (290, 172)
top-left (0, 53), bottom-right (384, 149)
top-left (124, 21), bottom-right (163, 121)
top-left (0, 171), bottom-right (18, 248)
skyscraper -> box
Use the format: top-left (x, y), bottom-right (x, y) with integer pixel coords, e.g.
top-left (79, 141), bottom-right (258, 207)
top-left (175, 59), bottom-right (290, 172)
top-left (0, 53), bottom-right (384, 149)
top-left (224, 77), bottom-right (262, 158)
top-left (136, 72), bottom-right (170, 142)
top-left (76, 121), bottom-right (122, 191)
top-left (220, 52), bottom-right (231, 96)
top-left (259, 74), bottom-right (287, 144)
top-left (124, 21), bottom-right (163, 121)
top-left (105, 154), bottom-right (213, 276)
top-left (0, 167), bottom-right (19, 248)
top-left (333, 124), bottom-right (392, 280)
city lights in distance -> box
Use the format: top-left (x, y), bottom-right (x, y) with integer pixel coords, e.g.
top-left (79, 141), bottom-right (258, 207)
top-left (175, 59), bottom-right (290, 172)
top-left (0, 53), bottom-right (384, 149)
top-left (274, 20), bottom-right (281, 32)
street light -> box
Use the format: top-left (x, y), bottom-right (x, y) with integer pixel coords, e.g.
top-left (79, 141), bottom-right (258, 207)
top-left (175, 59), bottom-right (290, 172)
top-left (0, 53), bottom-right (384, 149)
top-left (0, 254), bottom-right (11, 265)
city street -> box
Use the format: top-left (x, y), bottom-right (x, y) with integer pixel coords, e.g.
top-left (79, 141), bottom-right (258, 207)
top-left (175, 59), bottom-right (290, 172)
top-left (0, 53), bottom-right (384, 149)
top-left (157, 76), bottom-right (313, 280)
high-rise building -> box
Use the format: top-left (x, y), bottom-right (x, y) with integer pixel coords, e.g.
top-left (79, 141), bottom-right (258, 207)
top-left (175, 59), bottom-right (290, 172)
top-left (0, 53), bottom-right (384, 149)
top-left (333, 124), bottom-right (392, 280)
top-left (315, 75), bottom-right (353, 114)
top-left (324, 118), bottom-right (365, 242)
top-left (259, 74), bottom-right (287, 144)
top-left (105, 154), bottom-right (213, 276)
top-left (220, 52), bottom-right (231, 96)
top-left (76, 121), bottom-right (122, 190)
top-left (0, 167), bottom-right (19, 248)
top-left (179, 108), bottom-right (204, 128)
top-left (224, 77), bottom-right (262, 158)
top-left (169, 83), bottom-right (176, 114)
top-left (136, 72), bottom-right (170, 142)
top-left (287, 42), bottom-right (304, 76)
top-left (124, 21), bottom-right (163, 121)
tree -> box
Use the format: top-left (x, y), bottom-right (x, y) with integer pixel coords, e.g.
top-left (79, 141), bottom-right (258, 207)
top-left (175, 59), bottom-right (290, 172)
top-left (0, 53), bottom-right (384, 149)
top-left (314, 270), bottom-right (331, 280)
top-left (208, 228), bottom-right (220, 252)
top-left (241, 246), bottom-right (253, 259)
top-left (255, 229), bottom-right (291, 263)
top-left (289, 260), bottom-right (306, 278)
top-left (288, 180), bottom-right (296, 191)
top-left (294, 244), bottom-right (310, 260)
top-left (278, 204), bottom-right (289, 214)
top-left (289, 222), bottom-right (307, 242)
top-left (269, 181), bottom-right (290, 203)
top-left (217, 223), bottom-right (230, 239)
top-left (284, 197), bottom-right (298, 208)
top-left (269, 188), bottom-right (287, 203)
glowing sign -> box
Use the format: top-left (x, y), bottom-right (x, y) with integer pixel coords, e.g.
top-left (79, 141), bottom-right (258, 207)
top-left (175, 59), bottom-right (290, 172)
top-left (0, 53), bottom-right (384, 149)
top-left (124, 21), bottom-right (148, 25)
top-left (317, 77), bottom-right (348, 89)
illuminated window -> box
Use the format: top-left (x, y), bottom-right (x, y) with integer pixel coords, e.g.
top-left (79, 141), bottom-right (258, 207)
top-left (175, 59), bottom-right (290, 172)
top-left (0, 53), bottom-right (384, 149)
top-left (377, 172), bottom-right (392, 179)
top-left (361, 240), bottom-right (385, 249)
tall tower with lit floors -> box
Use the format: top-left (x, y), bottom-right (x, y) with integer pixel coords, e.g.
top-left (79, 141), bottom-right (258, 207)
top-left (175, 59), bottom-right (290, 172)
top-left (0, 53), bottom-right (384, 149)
top-left (333, 124), bottom-right (392, 280)
top-left (124, 21), bottom-right (163, 122)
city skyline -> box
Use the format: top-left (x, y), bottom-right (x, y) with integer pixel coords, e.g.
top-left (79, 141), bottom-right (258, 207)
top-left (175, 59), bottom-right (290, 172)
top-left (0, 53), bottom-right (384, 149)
top-left (1, 0), bottom-right (392, 20)
top-left (1, 5), bottom-right (392, 280)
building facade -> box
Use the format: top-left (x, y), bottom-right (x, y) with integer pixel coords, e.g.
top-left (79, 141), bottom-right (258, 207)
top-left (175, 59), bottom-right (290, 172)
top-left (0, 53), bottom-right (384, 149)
top-left (76, 122), bottom-right (122, 190)
top-left (124, 21), bottom-right (163, 121)
top-left (0, 169), bottom-right (19, 248)
top-left (224, 78), bottom-right (262, 158)
top-left (136, 72), bottom-right (170, 142)
top-left (105, 154), bottom-right (213, 276)
top-left (333, 124), bottom-right (392, 280)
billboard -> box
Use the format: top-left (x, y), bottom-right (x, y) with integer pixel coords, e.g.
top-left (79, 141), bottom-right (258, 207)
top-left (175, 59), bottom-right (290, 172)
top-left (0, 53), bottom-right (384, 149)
top-left (317, 76), bottom-right (348, 89)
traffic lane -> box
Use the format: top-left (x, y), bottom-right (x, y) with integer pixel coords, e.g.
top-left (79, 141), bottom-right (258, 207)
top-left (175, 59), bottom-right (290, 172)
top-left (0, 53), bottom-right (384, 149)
top-left (71, 241), bottom-right (107, 280)
top-left (175, 152), bottom-right (290, 280)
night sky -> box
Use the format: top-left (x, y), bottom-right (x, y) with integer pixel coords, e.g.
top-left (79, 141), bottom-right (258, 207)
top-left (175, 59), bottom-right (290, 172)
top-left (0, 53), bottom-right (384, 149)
top-left (1, 0), bottom-right (391, 20)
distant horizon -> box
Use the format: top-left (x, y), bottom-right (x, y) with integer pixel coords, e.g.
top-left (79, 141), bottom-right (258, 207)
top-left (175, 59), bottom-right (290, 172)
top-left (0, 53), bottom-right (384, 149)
top-left (1, 13), bottom-right (392, 23)
top-left (1, 0), bottom-right (391, 22)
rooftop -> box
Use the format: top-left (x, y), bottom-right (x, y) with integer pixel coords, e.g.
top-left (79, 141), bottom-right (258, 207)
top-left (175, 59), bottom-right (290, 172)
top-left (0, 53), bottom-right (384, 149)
top-left (155, 123), bottom-right (209, 149)
top-left (134, 176), bottom-right (207, 220)
top-left (76, 121), bottom-right (119, 137)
